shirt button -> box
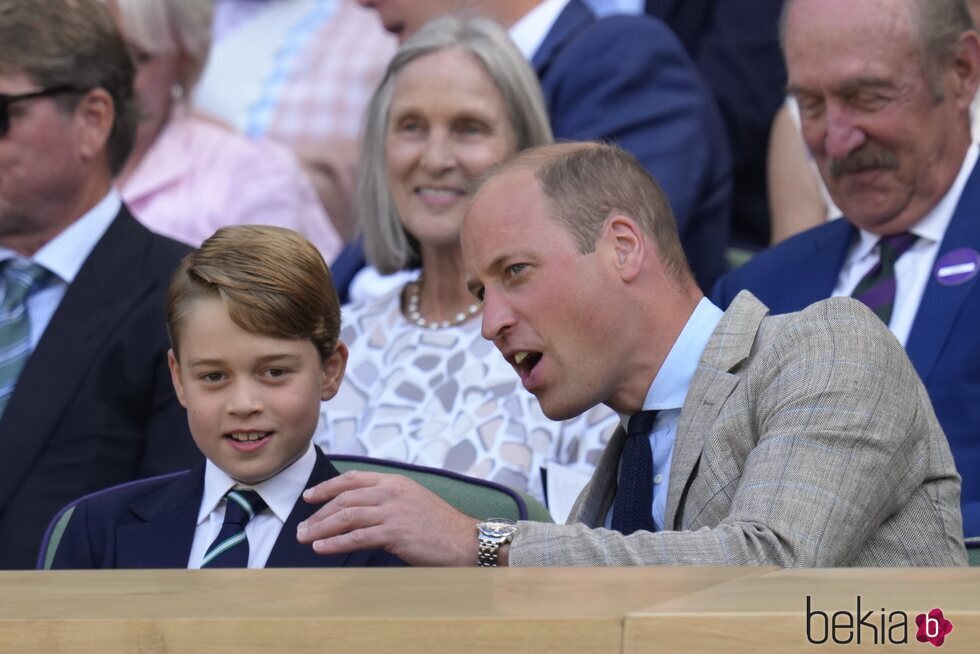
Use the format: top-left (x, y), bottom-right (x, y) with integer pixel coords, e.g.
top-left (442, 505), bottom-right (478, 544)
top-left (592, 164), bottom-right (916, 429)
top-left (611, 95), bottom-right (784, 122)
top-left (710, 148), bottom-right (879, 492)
top-left (653, 474), bottom-right (664, 485)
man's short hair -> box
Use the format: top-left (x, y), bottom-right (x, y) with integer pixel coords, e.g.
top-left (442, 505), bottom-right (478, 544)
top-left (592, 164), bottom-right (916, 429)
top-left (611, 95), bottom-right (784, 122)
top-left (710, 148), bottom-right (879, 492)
top-left (0, 0), bottom-right (137, 175)
top-left (779, 0), bottom-right (974, 100)
top-left (167, 226), bottom-right (341, 361)
top-left (358, 15), bottom-right (553, 274)
top-left (489, 142), bottom-right (693, 284)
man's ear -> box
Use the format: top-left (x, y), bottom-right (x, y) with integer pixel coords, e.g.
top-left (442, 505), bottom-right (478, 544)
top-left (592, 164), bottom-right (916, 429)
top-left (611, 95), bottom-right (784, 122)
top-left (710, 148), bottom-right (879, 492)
top-left (72, 87), bottom-right (115, 163)
top-left (601, 214), bottom-right (645, 282)
top-left (320, 340), bottom-right (349, 401)
top-left (168, 349), bottom-right (189, 408)
top-left (950, 30), bottom-right (980, 111)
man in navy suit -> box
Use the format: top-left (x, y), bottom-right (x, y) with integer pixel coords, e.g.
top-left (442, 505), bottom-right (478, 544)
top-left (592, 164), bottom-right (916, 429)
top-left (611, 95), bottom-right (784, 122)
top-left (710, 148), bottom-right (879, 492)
top-left (0, 0), bottom-right (201, 569)
top-left (353, 0), bottom-right (731, 292)
top-left (713, 0), bottom-right (980, 539)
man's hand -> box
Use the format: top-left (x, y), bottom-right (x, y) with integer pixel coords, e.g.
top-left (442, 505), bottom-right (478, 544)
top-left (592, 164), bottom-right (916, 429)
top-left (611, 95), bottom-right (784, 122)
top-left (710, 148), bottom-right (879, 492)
top-left (296, 471), bottom-right (481, 566)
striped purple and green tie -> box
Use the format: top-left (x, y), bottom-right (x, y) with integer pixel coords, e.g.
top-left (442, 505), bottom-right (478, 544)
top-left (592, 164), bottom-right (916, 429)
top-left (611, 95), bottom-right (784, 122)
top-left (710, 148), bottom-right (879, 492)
top-left (201, 490), bottom-right (267, 568)
top-left (851, 233), bottom-right (918, 325)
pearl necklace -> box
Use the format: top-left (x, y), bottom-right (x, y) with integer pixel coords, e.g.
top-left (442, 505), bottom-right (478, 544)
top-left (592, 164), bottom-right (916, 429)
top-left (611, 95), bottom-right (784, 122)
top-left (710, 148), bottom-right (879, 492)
top-left (405, 280), bottom-right (481, 329)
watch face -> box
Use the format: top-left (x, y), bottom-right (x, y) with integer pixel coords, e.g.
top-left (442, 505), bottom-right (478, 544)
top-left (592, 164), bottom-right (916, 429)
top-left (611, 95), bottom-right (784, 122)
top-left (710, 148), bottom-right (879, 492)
top-left (480, 518), bottom-right (517, 537)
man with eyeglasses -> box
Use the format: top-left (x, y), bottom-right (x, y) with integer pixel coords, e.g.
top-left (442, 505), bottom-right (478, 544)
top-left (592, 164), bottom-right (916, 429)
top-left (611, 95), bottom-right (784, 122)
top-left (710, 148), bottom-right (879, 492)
top-left (0, 0), bottom-right (200, 569)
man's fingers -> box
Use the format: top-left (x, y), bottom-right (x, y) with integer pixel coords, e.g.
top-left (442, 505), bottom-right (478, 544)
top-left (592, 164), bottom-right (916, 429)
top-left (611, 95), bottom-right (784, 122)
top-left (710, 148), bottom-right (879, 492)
top-left (302, 469), bottom-right (382, 504)
top-left (311, 524), bottom-right (392, 557)
top-left (297, 505), bottom-right (386, 547)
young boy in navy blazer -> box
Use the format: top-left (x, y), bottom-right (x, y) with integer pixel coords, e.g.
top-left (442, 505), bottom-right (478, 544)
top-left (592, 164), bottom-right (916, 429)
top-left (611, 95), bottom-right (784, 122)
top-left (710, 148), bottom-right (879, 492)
top-left (47, 226), bottom-right (402, 569)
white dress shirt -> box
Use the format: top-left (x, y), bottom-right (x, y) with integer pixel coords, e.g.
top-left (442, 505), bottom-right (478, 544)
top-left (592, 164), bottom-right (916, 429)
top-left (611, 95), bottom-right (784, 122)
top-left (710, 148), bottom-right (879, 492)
top-left (0, 189), bottom-right (119, 349)
top-left (188, 443), bottom-right (317, 568)
top-left (508, 0), bottom-right (569, 60)
top-left (831, 143), bottom-right (978, 346)
top-left (606, 297), bottom-right (724, 531)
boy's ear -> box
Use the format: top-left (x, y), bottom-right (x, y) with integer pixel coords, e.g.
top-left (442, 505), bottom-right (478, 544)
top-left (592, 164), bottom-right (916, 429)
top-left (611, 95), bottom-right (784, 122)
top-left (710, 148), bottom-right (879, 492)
top-left (168, 349), bottom-right (189, 408)
top-left (320, 340), bottom-right (349, 401)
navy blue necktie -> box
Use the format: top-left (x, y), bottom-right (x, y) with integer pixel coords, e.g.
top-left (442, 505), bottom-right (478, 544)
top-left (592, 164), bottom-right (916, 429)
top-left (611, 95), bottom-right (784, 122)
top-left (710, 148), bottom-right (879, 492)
top-left (611, 410), bottom-right (659, 535)
top-left (201, 490), bottom-right (267, 568)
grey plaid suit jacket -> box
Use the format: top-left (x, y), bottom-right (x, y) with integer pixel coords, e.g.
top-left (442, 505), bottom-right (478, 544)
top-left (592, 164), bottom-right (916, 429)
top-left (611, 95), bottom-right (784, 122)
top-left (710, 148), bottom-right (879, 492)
top-left (512, 292), bottom-right (966, 567)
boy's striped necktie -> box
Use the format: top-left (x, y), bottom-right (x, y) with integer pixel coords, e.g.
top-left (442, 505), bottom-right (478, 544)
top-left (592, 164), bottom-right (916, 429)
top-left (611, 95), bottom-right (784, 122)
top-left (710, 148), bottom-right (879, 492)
top-left (201, 489), bottom-right (268, 568)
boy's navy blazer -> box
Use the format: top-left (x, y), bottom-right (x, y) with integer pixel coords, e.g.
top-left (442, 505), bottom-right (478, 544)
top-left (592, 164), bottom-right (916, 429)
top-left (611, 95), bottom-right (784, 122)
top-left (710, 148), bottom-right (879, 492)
top-left (711, 160), bottom-right (980, 539)
top-left (47, 446), bottom-right (404, 569)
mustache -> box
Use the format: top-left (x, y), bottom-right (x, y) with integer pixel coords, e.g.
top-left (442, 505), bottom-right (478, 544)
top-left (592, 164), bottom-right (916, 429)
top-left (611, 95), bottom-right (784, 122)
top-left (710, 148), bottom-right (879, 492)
top-left (827, 146), bottom-right (899, 178)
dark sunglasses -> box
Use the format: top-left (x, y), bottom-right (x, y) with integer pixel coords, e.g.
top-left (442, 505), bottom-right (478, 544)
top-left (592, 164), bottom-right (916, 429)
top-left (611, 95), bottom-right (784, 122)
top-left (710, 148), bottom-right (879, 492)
top-left (0, 85), bottom-right (85, 137)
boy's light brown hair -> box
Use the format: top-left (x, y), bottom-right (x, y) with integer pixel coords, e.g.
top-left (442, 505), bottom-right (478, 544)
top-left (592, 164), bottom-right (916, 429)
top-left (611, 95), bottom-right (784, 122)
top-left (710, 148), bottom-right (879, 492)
top-left (167, 226), bottom-right (340, 359)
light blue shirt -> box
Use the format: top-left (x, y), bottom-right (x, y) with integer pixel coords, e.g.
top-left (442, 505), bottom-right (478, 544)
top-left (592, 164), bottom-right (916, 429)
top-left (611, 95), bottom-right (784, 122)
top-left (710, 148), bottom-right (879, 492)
top-left (607, 297), bottom-right (724, 531)
top-left (582, 0), bottom-right (644, 17)
top-left (0, 189), bottom-right (120, 348)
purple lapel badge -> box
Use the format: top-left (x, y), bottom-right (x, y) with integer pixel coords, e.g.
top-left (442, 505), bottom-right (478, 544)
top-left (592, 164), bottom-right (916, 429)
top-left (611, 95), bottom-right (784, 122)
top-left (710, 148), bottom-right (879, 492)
top-left (934, 248), bottom-right (980, 287)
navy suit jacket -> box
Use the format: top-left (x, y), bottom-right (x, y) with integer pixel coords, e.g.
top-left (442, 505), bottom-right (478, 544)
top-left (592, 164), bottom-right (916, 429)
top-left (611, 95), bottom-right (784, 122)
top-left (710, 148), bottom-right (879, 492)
top-left (711, 162), bottom-right (980, 539)
top-left (534, 0), bottom-right (732, 291)
top-left (647, 0), bottom-right (787, 248)
top-left (47, 446), bottom-right (404, 568)
top-left (0, 207), bottom-right (201, 569)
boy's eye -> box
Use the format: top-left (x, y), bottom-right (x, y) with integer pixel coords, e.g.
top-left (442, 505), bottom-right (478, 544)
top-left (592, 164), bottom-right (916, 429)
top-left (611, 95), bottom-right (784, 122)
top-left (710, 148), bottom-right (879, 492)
top-left (263, 368), bottom-right (290, 379)
top-left (506, 263), bottom-right (528, 277)
top-left (200, 372), bottom-right (225, 383)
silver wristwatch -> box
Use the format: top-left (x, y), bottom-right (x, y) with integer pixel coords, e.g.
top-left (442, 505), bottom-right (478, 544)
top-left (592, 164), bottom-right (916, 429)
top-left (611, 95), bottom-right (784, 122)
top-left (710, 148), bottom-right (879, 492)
top-left (477, 518), bottom-right (518, 567)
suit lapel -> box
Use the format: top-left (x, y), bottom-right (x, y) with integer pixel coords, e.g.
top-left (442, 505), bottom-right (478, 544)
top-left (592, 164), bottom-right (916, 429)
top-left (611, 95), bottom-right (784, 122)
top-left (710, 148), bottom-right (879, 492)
top-left (265, 447), bottom-right (352, 567)
top-left (116, 465), bottom-right (203, 568)
top-left (664, 292), bottom-right (769, 529)
top-left (568, 426), bottom-right (626, 527)
top-left (0, 209), bottom-right (164, 510)
top-left (905, 162), bottom-right (980, 381)
top-left (779, 219), bottom-right (854, 310)
top-left (530, 0), bottom-right (593, 74)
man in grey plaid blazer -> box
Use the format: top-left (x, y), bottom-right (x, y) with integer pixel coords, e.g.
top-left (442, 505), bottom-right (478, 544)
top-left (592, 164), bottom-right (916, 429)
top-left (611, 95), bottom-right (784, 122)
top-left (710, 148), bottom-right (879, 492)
top-left (297, 143), bottom-right (967, 568)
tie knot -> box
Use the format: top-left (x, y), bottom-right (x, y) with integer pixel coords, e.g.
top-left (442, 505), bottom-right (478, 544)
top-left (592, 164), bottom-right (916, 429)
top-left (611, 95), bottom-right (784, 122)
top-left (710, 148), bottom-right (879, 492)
top-left (878, 232), bottom-right (918, 263)
top-left (627, 410), bottom-right (658, 439)
top-left (221, 489), bottom-right (267, 528)
top-left (1, 262), bottom-right (51, 310)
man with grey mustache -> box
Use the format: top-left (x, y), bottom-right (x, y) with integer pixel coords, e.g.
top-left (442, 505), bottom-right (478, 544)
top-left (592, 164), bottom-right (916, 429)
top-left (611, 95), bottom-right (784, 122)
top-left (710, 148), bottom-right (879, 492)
top-left (712, 0), bottom-right (980, 546)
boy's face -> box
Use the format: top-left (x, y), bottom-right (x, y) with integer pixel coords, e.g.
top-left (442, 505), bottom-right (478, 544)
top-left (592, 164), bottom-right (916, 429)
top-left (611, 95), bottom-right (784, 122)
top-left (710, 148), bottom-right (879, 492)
top-left (168, 297), bottom-right (347, 485)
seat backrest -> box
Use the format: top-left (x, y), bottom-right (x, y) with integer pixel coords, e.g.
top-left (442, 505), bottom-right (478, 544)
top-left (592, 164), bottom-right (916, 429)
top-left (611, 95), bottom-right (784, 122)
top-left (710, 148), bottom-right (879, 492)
top-left (37, 471), bottom-right (187, 570)
top-left (966, 537), bottom-right (980, 566)
top-left (328, 455), bottom-right (553, 523)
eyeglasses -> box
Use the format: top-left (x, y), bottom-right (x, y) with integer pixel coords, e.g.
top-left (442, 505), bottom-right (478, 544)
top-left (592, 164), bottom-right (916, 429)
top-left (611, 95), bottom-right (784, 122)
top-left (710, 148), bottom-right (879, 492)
top-left (0, 85), bottom-right (84, 137)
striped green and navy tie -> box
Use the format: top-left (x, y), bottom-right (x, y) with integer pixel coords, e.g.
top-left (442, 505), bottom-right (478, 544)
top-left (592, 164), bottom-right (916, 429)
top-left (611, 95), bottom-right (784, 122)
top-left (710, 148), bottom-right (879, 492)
top-left (0, 262), bottom-right (51, 419)
top-left (201, 490), bottom-right (267, 568)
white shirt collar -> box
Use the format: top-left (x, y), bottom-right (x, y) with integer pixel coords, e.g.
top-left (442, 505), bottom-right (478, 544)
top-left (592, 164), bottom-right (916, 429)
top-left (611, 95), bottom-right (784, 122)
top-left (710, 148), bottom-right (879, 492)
top-left (198, 442), bottom-right (317, 524)
top-left (852, 142), bottom-right (979, 259)
top-left (508, 0), bottom-right (569, 60)
top-left (0, 189), bottom-right (120, 283)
